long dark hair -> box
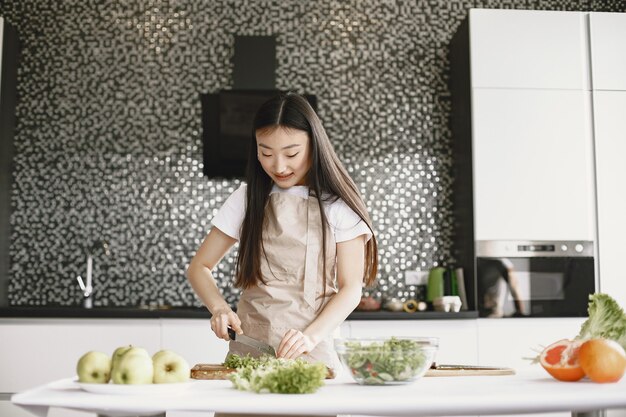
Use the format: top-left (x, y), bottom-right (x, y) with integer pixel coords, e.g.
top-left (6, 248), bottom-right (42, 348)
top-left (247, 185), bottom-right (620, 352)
top-left (235, 92), bottom-right (378, 292)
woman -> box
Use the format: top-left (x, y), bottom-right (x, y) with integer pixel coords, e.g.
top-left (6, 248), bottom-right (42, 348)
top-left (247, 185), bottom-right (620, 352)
top-left (187, 91), bottom-right (377, 389)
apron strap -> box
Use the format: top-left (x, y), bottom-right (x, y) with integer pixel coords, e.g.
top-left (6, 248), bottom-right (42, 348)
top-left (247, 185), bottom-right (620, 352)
top-left (304, 196), bottom-right (321, 309)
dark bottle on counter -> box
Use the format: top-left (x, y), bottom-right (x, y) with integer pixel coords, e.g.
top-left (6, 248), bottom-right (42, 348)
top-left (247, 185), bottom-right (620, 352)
top-left (443, 267), bottom-right (459, 296)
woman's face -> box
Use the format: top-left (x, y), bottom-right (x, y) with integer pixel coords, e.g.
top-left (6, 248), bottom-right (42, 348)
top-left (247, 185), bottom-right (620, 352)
top-left (256, 127), bottom-right (311, 188)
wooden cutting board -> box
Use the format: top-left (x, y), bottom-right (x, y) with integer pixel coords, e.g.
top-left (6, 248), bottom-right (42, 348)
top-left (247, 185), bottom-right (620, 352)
top-left (426, 365), bottom-right (515, 376)
top-left (191, 364), bottom-right (237, 380)
top-left (191, 364), bottom-right (337, 380)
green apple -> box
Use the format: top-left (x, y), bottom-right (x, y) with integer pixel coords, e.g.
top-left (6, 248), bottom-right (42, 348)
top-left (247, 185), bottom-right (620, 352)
top-left (123, 346), bottom-right (150, 359)
top-left (76, 351), bottom-right (111, 383)
top-left (111, 352), bottom-right (154, 384)
top-left (152, 350), bottom-right (190, 384)
top-left (112, 345), bottom-right (151, 370)
top-left (111, 345), bottom-right (133, 371)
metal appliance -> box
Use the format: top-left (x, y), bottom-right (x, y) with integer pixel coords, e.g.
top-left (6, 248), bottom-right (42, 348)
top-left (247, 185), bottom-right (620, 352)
top-left (476, 240), bottom-right (595, 318)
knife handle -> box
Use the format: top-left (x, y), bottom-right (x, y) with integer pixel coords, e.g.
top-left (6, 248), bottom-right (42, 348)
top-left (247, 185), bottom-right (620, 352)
top-left (227, 327), bottom-right (236, 341)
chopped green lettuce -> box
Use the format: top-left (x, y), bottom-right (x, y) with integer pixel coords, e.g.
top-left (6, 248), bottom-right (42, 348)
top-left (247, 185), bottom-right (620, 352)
top-left (227, 355), bottom-right (326, 394)
top-left (576, 293), bottom-right (626, 351)
top-left (223, 353), bottom-right (271, 369)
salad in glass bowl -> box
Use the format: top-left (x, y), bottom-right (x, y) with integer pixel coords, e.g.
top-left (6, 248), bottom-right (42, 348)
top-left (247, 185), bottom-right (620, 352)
top-left (335, 336), bottom-right (438, 385)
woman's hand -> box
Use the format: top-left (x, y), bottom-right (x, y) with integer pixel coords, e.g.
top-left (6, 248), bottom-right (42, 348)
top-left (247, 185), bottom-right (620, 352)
top-left (277, 329), bottom-right (317, 359)
top-left (210, 307), bottom-right (242, 341)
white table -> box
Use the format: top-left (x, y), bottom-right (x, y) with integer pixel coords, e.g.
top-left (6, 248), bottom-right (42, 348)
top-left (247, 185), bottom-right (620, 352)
top-left (11, 370), bottom-right (626, 417)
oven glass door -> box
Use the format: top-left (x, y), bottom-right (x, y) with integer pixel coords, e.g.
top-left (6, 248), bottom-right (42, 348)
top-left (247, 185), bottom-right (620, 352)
top-left (477, 257), bottom-right (594, 318)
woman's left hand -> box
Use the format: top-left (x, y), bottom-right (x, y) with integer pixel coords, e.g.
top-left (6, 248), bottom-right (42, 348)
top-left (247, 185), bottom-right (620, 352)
top-left (277, 329), bottom-right (316, 359)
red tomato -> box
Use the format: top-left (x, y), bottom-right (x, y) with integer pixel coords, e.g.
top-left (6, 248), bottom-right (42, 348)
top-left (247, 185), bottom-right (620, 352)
top-left (579, 339), bottom-right (626, 383)
top-left (539, 339), bottom-right (585, 382)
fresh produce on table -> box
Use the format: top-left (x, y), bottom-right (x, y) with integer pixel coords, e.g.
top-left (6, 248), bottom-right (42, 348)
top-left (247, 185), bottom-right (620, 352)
top-left (223, 353), bottom-right (273, 370)
top-left (223, 353), bottom-right (336, 379)
top-left (534, 293), bottom-right (626, 383)
top-left (111, 348), bottom-right (153, 384)
top-left (578, 338), bottom-right (626, 383)
top-left (336, 337), bottom-right (437, 385)
top-left (76, 345), bottom-right (190, 384)
top-left (537, 339), bottom-right (585, 382)
top-left (76, 351), bottom-right (112, 384)
top-left (577, 293), bottom-right (626, 351)
top-left (227, 355), bottom-right (326, 394)
top-left (152, 350), bottom-right (192, 384)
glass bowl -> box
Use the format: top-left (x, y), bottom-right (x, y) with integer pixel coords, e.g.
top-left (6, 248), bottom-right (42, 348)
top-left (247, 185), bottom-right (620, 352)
top-left (335, 336), bottom-right (438, 385)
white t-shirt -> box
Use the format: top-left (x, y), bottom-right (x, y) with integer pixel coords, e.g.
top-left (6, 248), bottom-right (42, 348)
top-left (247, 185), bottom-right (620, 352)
top-left (212, 183), bottom-right (372, 243)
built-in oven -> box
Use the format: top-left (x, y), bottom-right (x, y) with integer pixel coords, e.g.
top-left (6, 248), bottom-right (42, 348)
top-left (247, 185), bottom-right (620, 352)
top-left (476, 240), bottom-right (595, 318)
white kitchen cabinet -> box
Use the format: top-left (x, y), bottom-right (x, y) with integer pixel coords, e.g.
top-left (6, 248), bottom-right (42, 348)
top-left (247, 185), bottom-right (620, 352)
top-left (0, 318), bottom-right (160, 393)
top-left (160, 319), bottom-right (229, 366)
top-left (347, 320), bottom-right (478, 364)
top-left (589, 13), bottom-right (626, 91)
top-left (476, 318), bottom-right (585, 371)
top-left (472, 88), bottom-right (595, 241)
top-left (469, 9), bottom-right (590, 90)
top-left (589, 11), bottom-right (626, 314)
top-left (593, 91), bottom-right (626, 309)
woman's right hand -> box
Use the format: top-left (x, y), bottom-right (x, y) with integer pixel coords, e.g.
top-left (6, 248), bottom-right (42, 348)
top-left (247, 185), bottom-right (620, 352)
top-left (210, 307), bottom-right (243, 341)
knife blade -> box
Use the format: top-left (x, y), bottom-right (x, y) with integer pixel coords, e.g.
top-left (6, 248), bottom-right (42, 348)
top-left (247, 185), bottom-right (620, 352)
top-left (227, 327), bottom-right (276, 357)
top-left (431, 363), bottom-right (514, 371)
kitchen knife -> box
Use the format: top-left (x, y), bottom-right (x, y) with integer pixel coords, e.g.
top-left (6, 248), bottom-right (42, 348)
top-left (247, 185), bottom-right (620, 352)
top-left (430, 363), bottom-right (513, 371)
top-left (428, 363), bottom-right (516, 375)
top-left (227, 327), bottom-right (276, 357)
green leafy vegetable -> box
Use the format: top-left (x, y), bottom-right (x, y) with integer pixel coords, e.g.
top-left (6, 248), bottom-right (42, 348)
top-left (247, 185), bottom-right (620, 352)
top-left (576, 293), bottom-right (626, 351)
top-left (342, 337), bottom-right (428, 384)
top-left (227, 355), bottom-right (326, 394)
top-left (223, 353), bottom-right (271, 369)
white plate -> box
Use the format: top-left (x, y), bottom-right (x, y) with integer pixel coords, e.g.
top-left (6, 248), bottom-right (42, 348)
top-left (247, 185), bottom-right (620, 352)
top-left (76, 379), bottom-right (196, 395)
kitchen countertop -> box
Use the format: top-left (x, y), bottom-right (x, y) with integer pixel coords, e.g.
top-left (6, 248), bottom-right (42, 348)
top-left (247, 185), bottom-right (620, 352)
top-left (12, 370), bottom-right (626, 417)
top-left (0, 306), bottom-right (478, 320)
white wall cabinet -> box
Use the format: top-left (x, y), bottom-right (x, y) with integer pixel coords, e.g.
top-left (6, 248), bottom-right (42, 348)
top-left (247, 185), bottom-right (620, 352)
top-left (469, 9), bottom-right (589, 90)
top-left (461, 10), bottom-right (626, 415)
top-left (593, 91), bottom-right (626, 309)
top-left (589, 13), bottom-right (626, 91)
top-left (589, 12), bottom-right (626, 312)
top-left (469, 9), bottom-right (626, 305)
top-left (472, 88), bottom-right (595, 241)
top-left (468, 8), bottom-right (596, 242)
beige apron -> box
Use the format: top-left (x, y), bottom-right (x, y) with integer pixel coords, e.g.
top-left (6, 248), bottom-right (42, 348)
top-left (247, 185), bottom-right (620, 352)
top-left (227, 190), bottom-right (341, 372)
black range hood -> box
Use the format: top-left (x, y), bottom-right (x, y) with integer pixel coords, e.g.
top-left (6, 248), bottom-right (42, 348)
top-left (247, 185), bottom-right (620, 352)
top-left (201, 36), bottom-right (317, 178)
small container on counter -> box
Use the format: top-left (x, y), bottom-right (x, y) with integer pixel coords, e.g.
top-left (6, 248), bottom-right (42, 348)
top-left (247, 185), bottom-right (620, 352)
top-left (402, 299), bottom-right (427, 313)
top-left (356, 296), bottom-right (381, 311)
top-left (383, 298), bottom-right (404, 312)
top-left (433, 296), bottom-right (462, 313)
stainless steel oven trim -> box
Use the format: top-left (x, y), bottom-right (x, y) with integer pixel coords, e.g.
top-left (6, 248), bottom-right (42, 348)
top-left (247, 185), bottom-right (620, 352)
top-left (476, 240), bottom-right (594, 258)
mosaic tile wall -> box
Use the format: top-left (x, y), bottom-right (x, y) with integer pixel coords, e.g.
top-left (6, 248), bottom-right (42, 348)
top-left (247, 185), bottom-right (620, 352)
top-left (1, 0), bottom-right (625, 307)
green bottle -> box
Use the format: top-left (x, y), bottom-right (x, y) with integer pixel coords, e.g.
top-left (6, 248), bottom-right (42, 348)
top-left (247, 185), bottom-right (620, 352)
top-left (427, 267), bottom-right (445, 302)
top-left (449, 267), bottom-right (459, 296)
